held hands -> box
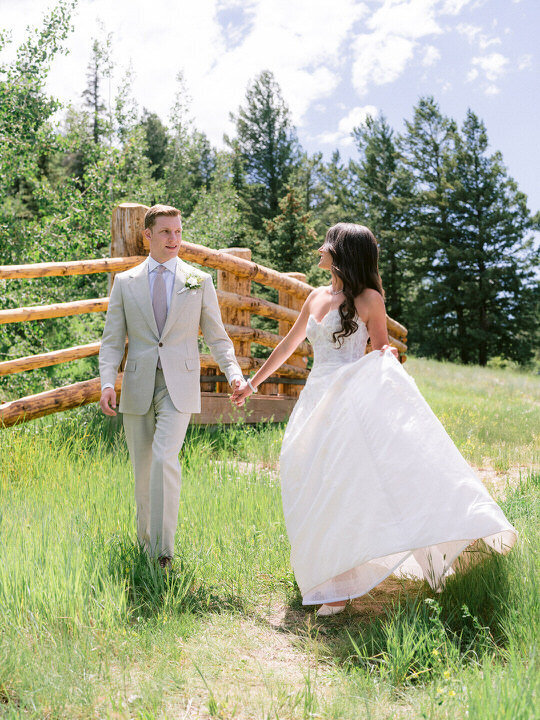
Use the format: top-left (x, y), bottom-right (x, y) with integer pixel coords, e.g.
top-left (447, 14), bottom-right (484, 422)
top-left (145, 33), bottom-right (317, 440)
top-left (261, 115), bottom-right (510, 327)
top-left (99, 387), bottom-right (117, 416)
top-left (230, 378), bottom-right (253, 407)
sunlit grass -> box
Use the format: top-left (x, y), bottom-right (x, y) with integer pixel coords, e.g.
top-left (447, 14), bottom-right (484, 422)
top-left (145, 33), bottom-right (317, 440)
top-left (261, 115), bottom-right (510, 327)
top-left (407, 356), bottom-right (539, 470)
top-left (0, 357), bottom-right (538, 718)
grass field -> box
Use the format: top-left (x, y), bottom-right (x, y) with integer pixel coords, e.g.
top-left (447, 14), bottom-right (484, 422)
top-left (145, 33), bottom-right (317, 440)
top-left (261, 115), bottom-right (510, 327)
top-left (0, 357), bottom-right (538, 719)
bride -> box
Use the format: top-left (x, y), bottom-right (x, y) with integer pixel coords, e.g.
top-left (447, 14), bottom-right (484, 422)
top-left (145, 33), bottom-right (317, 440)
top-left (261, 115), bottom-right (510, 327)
top-left (231, 223), bottom-right (516, 617)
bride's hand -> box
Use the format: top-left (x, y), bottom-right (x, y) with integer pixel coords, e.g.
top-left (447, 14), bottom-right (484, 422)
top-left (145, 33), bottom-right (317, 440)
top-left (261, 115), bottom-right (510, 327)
top-left (230, 382), bottom-right (252, 407)
top-left (380, 344), bottom-right (399, 360)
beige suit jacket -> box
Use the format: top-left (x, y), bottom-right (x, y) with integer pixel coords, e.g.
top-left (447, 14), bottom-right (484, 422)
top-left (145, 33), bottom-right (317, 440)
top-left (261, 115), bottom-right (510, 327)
top-left (99, 257), bottom-right (243, 415)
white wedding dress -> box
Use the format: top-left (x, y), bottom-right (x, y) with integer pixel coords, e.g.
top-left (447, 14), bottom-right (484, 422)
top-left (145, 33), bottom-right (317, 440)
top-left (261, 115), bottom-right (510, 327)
top-left (279, 309), bottom-right (517, 605)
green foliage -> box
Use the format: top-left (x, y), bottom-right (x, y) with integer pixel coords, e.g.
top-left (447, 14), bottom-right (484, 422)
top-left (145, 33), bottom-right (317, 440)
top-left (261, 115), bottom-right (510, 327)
top-left (0, 12), bottom-right (162, 398)
top-left (227, 70), bottom-right (300, 231)
top-left (401, 98), bottom-right (538, 365)
top-left (182, 152), bottom-right (250, 250)
top-left (351, 114), bottom-right (414, 320)
top-left (263, 185), bottom-right (319, 276)
top-left (400, 97), bottom-right (464, 360)
top-left (81, 30), bottom-right (113, 144)
top-left (163, 72), bottom-right (216, 217)
top-left (0, 7), bottom-right (538, 406)
top-left (448, 110), bottom-right (538, 365)
top-left (139, 108), bottom-right (170, 179)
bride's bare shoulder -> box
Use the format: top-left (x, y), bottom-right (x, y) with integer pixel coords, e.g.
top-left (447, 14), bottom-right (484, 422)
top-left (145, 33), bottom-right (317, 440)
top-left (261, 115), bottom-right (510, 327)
top-left (354, 288), bottom-right (385, 319)
top-left (358, 288), bottom-right (383, 303)
top-left (305, 285), bottom-right (328, 303)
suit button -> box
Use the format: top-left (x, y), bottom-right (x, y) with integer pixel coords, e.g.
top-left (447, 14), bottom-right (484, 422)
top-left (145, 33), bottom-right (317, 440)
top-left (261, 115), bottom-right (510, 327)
top-left (158, 342), bottom-right (163, 347)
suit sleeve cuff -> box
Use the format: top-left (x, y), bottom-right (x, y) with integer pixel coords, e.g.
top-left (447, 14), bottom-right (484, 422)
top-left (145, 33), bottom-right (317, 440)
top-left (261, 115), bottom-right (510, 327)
top-left (228, 374), bottom-right (244, 388)
top-left (101, 383), bottom-right (115, 391)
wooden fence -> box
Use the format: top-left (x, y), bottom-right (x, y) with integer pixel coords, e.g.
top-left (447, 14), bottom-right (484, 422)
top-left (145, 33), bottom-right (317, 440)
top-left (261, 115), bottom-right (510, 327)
top-left (0, 203), bottom-right (408, 428)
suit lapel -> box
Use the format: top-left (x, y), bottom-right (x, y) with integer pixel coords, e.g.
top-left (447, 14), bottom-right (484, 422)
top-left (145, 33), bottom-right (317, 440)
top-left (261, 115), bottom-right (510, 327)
top-left (126, 257), bottom-right (159, 338)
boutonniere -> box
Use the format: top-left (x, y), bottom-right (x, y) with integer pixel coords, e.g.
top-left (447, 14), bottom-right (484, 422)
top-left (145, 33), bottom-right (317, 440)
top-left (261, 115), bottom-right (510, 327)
top-left (178, 273), bottom-right (203, 294)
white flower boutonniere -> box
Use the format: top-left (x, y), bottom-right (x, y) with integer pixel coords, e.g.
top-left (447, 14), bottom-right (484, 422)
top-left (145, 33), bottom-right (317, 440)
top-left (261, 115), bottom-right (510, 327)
top-left (179, 273), bottom-right (203, 294)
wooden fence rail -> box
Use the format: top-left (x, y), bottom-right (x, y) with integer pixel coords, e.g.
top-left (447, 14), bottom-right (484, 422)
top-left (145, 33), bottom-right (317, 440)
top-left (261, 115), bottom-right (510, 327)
top-left (0, 202), bottom-right (408, 427)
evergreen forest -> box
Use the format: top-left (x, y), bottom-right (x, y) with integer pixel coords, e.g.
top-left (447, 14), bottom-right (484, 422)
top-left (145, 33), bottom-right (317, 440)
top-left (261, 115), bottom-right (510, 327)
top-left (1, 1), bottom-right (538, 401)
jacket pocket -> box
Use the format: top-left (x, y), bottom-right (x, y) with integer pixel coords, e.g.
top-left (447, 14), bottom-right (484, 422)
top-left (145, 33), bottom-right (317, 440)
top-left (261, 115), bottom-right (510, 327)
top-left (125, 359), bottom-right (137, 372)
top-left (185, 357), bottom-right (199, 371)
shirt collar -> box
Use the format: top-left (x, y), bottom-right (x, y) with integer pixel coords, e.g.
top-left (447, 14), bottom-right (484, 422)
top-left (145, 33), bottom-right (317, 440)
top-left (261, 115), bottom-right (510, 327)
top-left (148, 255), bottom-right (178, 274)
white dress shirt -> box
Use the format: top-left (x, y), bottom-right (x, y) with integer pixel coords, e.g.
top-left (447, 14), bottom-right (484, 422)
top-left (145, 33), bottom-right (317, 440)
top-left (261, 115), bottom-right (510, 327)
top-left (147, 255), bottom-right (177, 311)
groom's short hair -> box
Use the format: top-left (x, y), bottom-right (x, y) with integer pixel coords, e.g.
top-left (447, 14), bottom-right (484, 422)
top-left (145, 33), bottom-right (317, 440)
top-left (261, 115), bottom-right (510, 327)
top-left (144, 204), bottom-right (182, 230)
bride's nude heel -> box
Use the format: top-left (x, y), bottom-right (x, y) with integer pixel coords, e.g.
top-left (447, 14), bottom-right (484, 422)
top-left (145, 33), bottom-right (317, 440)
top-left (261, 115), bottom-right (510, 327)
top-left (316, 603), bottom-right (346, 617)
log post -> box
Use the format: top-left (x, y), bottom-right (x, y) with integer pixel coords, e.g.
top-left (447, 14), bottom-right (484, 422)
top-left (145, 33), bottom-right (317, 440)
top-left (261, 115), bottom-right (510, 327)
top-left (216, 248), bottom-right (252, 393)
top-left (111, 203), bottom-right (150, 258)
top-left (278, 272), bottom-right (308, 397)
top-left (110, 203), bottom-right (149, 372)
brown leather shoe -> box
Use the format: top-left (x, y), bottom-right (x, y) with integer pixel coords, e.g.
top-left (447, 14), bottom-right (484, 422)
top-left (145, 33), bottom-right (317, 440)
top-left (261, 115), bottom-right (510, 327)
top-left (158, 556), bottom-right (172, 571)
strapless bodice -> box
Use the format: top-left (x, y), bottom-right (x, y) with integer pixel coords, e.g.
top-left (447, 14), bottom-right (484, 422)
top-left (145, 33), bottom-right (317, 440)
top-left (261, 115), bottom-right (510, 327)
top-left (306, 308), bottom-right (368, 376)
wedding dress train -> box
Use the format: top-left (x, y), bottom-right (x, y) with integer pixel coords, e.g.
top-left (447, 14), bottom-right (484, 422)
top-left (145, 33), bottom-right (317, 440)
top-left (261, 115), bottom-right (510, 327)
top-left (279, 309), bottom-right (517, 605)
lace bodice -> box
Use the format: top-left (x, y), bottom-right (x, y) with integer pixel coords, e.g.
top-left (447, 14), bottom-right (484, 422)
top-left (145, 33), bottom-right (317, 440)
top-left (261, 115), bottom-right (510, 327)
top-left (306, 308), bottom-right (368, 376)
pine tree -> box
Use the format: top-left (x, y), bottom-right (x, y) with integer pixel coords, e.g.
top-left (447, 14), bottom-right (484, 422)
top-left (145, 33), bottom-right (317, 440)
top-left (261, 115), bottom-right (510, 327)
top-left (263, 185), bottom-right (318, 276)
top-left (114, 63), bottom-right (138, 144)
top-left (226, 70), bottom-right (300, 231)
top-left (163, 72), bottom-right (216, 216)
top-left (139, 110), bottom-right (169, 179)
top-left (351, 114), bottom-right (413, 321)
top-left (81, 32), bottom-right (113, 145)
top-left (183, 152), bottom-right (250, 250)
top-left (321, 151), bottom-right (358, 228)
top-left (449, 110), bottom-right (538, 365)
top-left (401, 97), bottom-right (461, 359)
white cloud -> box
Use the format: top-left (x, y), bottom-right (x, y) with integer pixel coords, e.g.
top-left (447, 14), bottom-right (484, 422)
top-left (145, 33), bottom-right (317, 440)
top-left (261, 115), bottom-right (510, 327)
top-left (0, 0), bottom-right (368, 145)
top-left (0, 0), bottom-right (518, 151)
top-left (422, 44), bottom-right (441, 66)
top-left (470, 52), bottom-right (509, 82)
top-left (457, 22), bottom-right (481, 43)
top-left (518, 54), bottom-right (533, 71)
top-left (367, 0), bottom-right (441, 39)
top-left (350, 0), bottom-right (443, 96)
top-left (352, 33), bottom-right (416, 95)
top-left (319, 104), bottom-right (378, 146)
top-left (467, 51), bottom-right (509, 94)
top-left (456, 23), bottom-right (501, 50)
top-left (191, 0), bottom-right (369, 139)
top-left (441, 0), bottom-right (476, 14)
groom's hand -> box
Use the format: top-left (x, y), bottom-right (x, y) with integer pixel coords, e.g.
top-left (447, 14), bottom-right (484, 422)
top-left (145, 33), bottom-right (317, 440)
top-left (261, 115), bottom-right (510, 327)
top-left (230, 379), bottom-right (251, 407)
top-left (100, 387), bottom-right (117, 416)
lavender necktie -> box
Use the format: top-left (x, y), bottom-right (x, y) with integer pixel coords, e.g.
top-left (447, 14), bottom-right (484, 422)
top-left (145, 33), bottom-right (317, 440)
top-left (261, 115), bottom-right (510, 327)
top-left (152, 265), bottom-right (167, 368)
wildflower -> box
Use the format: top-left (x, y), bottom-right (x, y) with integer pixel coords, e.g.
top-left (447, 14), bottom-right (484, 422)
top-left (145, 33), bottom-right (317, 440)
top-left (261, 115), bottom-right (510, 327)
top-left (432, 649), bottom-right (439, 656)
top-left (448, 690), bottom-right (456, 697)
top-left (444, 670), bottom-right (451, 678)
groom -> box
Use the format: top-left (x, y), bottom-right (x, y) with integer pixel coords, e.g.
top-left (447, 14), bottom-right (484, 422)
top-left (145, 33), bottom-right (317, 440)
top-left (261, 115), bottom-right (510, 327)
top-left (99, 204), bottom-right (246, 568)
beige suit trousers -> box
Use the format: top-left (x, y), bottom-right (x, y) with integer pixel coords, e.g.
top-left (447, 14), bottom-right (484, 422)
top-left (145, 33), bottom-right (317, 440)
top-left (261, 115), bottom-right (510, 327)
top-left (122, 368), bottom-right (190, 558)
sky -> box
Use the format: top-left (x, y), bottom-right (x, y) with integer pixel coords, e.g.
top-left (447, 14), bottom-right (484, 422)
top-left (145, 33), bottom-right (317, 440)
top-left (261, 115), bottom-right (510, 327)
top-left (1, 0), bottom-right (539, 214)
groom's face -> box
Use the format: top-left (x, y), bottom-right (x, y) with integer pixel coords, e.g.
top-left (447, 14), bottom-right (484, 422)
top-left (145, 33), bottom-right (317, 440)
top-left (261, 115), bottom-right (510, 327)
top-left (146, 215), bottom-right (183, 264)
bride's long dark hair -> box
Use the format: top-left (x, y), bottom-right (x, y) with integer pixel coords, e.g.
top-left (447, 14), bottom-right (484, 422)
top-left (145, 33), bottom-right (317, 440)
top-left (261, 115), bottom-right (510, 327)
top-left (322, 223), bottom-right (384, 347)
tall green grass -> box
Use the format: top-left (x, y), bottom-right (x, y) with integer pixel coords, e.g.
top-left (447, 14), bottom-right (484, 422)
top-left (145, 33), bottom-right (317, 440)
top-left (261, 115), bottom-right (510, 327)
top-left (0, 357), bottom-right (538, 718)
